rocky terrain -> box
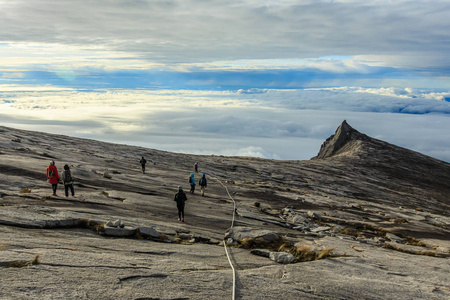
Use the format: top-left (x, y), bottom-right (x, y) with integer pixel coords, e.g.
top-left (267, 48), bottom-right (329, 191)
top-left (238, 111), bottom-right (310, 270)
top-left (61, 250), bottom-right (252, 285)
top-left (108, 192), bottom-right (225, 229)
top-left (0, 120), bottom-right (449, 300)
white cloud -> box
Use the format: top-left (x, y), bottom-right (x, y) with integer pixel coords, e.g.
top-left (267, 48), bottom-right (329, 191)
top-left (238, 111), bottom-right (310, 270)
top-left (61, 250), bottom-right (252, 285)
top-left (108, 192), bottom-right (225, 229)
top-left (0, 42), bottom-right (164, 71)
top-left (1, 87), bottom-right (449, 162)
top-left (175, 57), bottom-right (374, 73)
top-left (0, 0), bottom-right (449, 74)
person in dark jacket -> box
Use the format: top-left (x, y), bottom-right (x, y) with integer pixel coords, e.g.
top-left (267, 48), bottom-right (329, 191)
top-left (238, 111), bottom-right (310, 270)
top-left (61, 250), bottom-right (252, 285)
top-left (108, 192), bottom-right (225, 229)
top-left (61, 164), bottom-right (75, 197)
top-left (199, 173), bottom-right (207, 196)
top-left (174, 186), bottom-right (187, 222)
top-left (139, 156), bottom-right (147, 173)
top-left (46, 160), bottom-right (60, 196)
top-left (194, 162), bottom-right (198, 173)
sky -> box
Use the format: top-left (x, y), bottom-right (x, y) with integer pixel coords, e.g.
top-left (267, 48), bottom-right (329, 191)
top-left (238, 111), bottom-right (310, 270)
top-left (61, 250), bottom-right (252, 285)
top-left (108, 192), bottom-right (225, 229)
top-left (0, 0), bottom-right (449, 162)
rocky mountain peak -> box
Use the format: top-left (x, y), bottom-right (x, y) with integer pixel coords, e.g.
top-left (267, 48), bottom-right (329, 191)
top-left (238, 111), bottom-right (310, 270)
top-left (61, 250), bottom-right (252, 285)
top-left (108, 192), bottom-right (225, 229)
top-left (314, 120), bottom-right (368, 159)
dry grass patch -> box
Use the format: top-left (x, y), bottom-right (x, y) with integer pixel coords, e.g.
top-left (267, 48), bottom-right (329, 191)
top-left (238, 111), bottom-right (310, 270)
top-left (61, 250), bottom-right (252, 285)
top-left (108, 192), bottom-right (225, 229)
top-left (393, 218), bottom-right (408, 224)
top-left (383, 243), bottom-right (438, 257)
top-left (275, 243), bottom-right (335, 263)
top-left (239, 237), bottom-right (284, 251)
top-left (7, 261), bottom-right (30, 268)
top-left (418, 250), bottom-right (438, 256)
top-left (94, 222), bottom-right (107, 233)
top-left (287, 245), bottom-right (335, 262)
top-left (7, 255), bottom-right (40, 268)
top-left (339, 228), bottom-right (361, 237)
top-left (21, 188), bottom-right (32, 193)
top-left (31, 254), bottom-right (40, 265)
top-left (405, 236), bottom-right (426, 247)
top-left (317, 248), bottom-right (334, 260)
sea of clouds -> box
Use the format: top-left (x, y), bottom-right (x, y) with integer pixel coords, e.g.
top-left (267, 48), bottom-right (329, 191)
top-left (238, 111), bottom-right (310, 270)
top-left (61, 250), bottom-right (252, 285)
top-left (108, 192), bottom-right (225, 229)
top-left (1, 86), bottom-right (449, 162)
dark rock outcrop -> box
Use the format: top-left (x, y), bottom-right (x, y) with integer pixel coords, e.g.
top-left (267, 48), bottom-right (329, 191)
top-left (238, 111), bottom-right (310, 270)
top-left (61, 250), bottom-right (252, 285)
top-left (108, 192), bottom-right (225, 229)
top-left (313, 120), bottom-right (368, 159)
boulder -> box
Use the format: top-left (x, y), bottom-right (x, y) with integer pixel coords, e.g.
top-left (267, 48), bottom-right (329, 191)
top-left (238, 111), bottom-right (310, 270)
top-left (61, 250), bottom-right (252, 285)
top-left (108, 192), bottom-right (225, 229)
top-left (178, 233), bottom-right (193, 240)
top-left (293, 225), bottom-right (313, 231)
top-left (103, 225), bottom-right (137, 237)
top-left (192, 234), bottom-right (210, 243)
top-left (311, 226), bottom-right (331, 233)
top-left (106, 219), bottom-right (125, 228)
top-left (386, 233), bottom-right (405, 244)
top-left (426, 217), bottom-right (446, 226)
top-left (103, 170), bottom-right (112, 179)
top-left (226, 238), bottom-right (238, 246)
top-left (208, 238), bottom-right (221, 245)
top-left (307, 211), bottom-right (322, 220)
top-left (280, 208), bottom-right (315, 230)
top-left (158, 228), bottom-right (177, 236)
top-left (250, 249), bottom-right (272, 258)
top-left (225, 226), bottom-right (280, 244)
top-left (269, 252), bottom-right (295, 264)
top-left (286, 213), bottom-right (309, 224)
top-left (373, 237), bottom-right (387, 244)
top-left (139, 226), bottom-right (162, 239)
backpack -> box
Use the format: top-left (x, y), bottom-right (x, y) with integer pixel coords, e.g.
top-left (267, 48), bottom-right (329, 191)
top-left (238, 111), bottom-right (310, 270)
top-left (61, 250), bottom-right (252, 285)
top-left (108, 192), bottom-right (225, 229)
top-left (199, 177), bottom-right (205, 186)
top-left (63, 170), bottom-right (72, 183)
top-left (174, 192), bottom-right (186, 202)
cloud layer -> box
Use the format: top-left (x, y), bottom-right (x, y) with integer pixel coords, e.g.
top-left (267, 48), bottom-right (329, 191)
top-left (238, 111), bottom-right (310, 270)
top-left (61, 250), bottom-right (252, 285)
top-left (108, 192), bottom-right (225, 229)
top-left (1, 0), bottom-right (450, 80)
top-left (1, 87), bottom-right (449, 162)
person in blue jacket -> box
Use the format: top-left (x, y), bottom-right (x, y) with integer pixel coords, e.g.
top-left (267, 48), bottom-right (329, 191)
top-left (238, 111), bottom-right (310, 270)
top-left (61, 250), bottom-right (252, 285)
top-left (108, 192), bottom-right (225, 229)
top-left (189, 173), bottom-right (196, 194)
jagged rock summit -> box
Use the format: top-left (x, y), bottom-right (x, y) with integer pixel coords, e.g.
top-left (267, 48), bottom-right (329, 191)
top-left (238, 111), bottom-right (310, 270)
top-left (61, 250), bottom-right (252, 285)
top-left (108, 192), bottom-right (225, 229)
top-left (314, 120), bottom-right (368, 159)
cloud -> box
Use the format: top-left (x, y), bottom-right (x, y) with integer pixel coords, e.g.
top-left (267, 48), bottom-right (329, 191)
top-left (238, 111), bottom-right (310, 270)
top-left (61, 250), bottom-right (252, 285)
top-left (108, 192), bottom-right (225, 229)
top-left (1, 72), bottom-right (24, 78)
top-left (0, 0), bottom-right (449, 76)
top-left (1, 0), bottom-right (450, 91)
top-left (1, 87), bottom-right (449, 162)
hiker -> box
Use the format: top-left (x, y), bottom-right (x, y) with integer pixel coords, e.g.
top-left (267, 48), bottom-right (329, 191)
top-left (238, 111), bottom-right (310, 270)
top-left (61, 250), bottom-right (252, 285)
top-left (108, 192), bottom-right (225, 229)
top-left (61, 164), bottom-right (75, 197)
top-left (189, 173), bottom-right (196, 194)
top-left (46, 160), bottom-right (60, 196)
top-left (199, 173), bottom-right (207, 196)
top-left (139, 156), bottom-right (147, 174)
top-left (194, 162), bottom-right (198, 173)
top-left (174, 186), bottom-right (187, 222)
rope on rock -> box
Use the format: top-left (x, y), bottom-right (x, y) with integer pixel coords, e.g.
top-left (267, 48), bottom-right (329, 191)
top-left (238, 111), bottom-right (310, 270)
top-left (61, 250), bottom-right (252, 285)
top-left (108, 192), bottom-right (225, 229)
top-left (210, 173), bottom-right (237, 300)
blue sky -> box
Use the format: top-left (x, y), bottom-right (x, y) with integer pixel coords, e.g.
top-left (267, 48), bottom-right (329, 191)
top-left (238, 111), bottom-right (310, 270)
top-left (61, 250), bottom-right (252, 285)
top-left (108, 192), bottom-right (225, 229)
top-left (1, 0), bottom-right (450, 162)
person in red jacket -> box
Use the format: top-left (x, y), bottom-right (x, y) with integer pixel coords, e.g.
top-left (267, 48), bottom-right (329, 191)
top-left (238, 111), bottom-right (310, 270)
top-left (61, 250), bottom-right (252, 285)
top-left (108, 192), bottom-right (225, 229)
top-left (46, 160), bottom-right (60, 196)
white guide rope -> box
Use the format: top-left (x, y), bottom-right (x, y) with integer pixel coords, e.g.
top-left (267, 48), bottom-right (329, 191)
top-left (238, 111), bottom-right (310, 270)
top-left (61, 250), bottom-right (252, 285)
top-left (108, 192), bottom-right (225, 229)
top-left (210, 174), bottom-right (237, 300)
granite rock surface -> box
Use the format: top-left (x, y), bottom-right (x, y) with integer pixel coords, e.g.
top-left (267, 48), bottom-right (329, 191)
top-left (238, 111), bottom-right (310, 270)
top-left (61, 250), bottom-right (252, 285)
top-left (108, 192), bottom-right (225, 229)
top-left (0, 122), bottom-right (449, 299)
